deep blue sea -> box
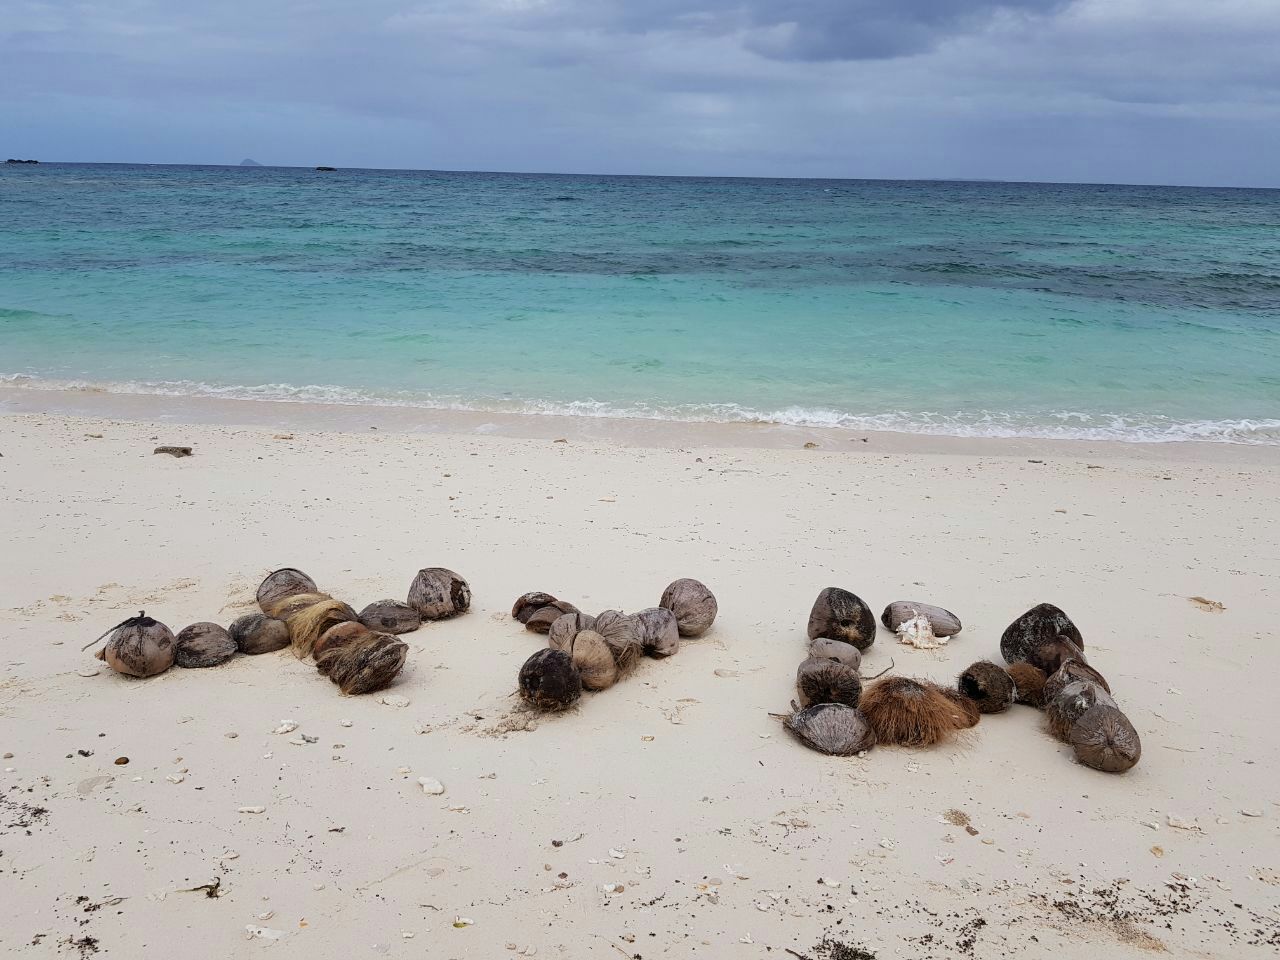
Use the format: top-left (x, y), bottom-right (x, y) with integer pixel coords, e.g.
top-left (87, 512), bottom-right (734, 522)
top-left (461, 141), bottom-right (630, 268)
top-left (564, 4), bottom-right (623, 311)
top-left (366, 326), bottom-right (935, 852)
top-left (2, 163), bottom-right (1278, 442)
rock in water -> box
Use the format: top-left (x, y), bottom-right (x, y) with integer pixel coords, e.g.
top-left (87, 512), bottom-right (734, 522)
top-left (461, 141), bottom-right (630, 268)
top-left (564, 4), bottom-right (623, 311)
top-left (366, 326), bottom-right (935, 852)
top-left (659, 578), bottom-right (717, 637)
top-left (957, 661), bottom-right (1015, 714)
top-left (807, 587), bottom-right (877, 651)
top-left (316, 632), bottom-right (408, 695)
top-left (807, 637), bottom-right (862, 671)
top-left (174, 622), bottom-right (237, 668)
top-left (784, 703), bottom-right (876, 756)
top-left (1069, 704), bottom-right (1141, 773)
top-left (881, 601), bottom-right (962, 637)
top-left (547, 611), bottom-right (597, 650)
top-left (407, 568), bottom-right (470, 620)
top-left (257, 568), bottom-right (318, 612)
top-left (96, 612), bottom-right (175, 678)
top-left (1000, 603), bottom-right (1085, 671)
top-left (229, 613), bottom-right (290, 655)
top-left (358, 600), bottom-right (422, 635)
top-left (634, 607), bottom-right (680, 658)
top-left (796, 657), bottom-right (862, 708)
top-left (518, 648), bottom-right (582, 711)
top-left (568, 630), bottom-right (617, 691)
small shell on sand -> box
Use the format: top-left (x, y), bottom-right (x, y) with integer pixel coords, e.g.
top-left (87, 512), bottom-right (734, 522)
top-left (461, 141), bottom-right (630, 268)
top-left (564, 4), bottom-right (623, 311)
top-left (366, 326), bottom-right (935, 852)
top-left (895, 614), bottom-right (944, 649)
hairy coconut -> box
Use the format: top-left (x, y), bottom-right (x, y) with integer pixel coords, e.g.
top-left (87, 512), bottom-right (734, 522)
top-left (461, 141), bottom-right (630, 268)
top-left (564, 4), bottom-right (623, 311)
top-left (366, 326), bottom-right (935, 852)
top-left (265, 591), bottom-right (334, 619)
top-left (592, 610), bottom-right (645, 674)
top-left (317, 632), bottom-right (408, 695)
top-left (1006, 662), bottom-right (1048, 709)
top-left (635, 607), bottom-right (680, 658)
top-left (807, 637), bottom-right (863, 671)
top-left (881, 601), bottom-right (962, 637)
top-left (314, 621), bottom-right (371, 661)
top-left (1001, 603), bottom-right (1084, 665)
top-left (807, 587), bottom-right (877, 651)
top-left (1069, 704), bottom-right (1142, 773)
top-left (1044, 659), bottom-right (1112, 704)
top-left (265, 595), bottom-right (358, 659)
top-left (796, 656), bottom-right (862, 708)
top-left (518, 648), bottom-right (582, 712)
top-left (1046, 680), bottom-right (1117, 742)
top-left (860, 676), bottom-right (976, 747)
top-left (957, 661), bottom-right (1016, 714)
top-left (174, 622), bottom-right (237, 668)
top-left (256, 568), bottom-right (318, 612)
top-left (784, 703), bottom-right (876, 756)
top-left (407, 567), bottom-right (470, 620)
top-left (94, 612), bottom-right (176, 678)
top-left (547, 611), bottom-right (597, 651)
top-left (659, 578), bottom-right (718, 637)
top-left (358, 600), bottom-right (422, 635)
top-left (568, 630), bottom-right (618, 691)
top-left (228, 613), bottom-right (290, 655)
top-left (513, 592), bottom-right (581, 633)
top-left (940, 687), bottom-right (982, 728)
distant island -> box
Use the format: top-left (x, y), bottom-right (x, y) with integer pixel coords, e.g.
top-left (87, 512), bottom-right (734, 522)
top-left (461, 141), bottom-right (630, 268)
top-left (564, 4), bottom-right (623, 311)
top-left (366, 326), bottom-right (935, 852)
top-left (6, 158), bottom-right (39, 164)
top-left (239, 158), bottom-right (263, 167)
top-left (316, 166), bottom-right (336, 172)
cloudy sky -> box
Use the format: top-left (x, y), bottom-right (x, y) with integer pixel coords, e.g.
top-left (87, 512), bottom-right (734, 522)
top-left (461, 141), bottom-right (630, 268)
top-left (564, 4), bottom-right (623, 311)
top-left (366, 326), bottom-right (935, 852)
top-left (2, 0), bottom-right (1278, 186)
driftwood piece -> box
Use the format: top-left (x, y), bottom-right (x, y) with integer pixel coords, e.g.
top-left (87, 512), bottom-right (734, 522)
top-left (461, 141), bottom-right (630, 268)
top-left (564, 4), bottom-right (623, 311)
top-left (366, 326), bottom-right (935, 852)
top-left (407, 567), bottom-right (470, 620)
top-left (229, 613), bottom-right (290, 655)
top-left (806, 587), bottom-right (877, 651)
top-left (659, 578), bottom-right (717, 637)
top-left (174, 622), bottom-right (237, 668)
top-left (881, 601), bottom-right (962, 637)
top-left (358, 600), bottom-right (422, 635)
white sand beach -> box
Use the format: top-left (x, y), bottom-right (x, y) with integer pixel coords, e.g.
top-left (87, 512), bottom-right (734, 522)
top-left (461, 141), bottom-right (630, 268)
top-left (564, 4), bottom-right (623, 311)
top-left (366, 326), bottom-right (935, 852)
top-left (1, 396), bottom-right (1278, 958)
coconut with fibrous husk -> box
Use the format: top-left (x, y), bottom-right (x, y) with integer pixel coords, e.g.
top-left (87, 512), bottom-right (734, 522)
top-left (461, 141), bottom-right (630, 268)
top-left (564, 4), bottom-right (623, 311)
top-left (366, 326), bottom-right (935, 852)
top-left (659, 578), bottom-right (717, 637)
top-left (940, 687), bottom-right (982, 728)
top-left (881, 601), bottom-right (962, 638)
top-left (807, 587), bottom-right (877, 651)
top-left (592, 610), bottom-right (645, 674)
top-left (314, 621), bottom-right (371, 660)
top-left (229, 613), bottom-right (290, 655)
top-left (635, 607), bottom-right (680, 658)
top-left (796, 656), bottom-right (862, 708)
top-left (518, 648), bottom-right (582, 712)
top-left (1069, 704), bottom-right (1141, 773)
top-left (265, 591), bottom-right (333, 620)
top-left (807, 637), bottom-right (863, 671)
top-left (265, 594), bottom-right (358, 659)
top-left (513, 593), bottom-right (581, 633)
top-left (316, 632), bottom-right (407, 695)
top-left (1044, 659), bottom-right (1112, 704)
top-left (548, 612), bottom-right (597, 651)
top-left (957, 661), bottom-right (1015, 714)
top-left (1006, 662), bottom-right (1048, 709)
top-left (92, 612), bottom-right (176, 678)
top-left (174, 622), bottom-right (237, 668)
top-left (256, 568), bottom-right (318, 613)
top-left (1046, 679), bottom-right (1117, 742)
top-left (860, 676), bottom-right (976, 747)
top-left (568, 630), bottom-right (618, 691)
top-left (407, 567), bottom-right (470, 620)
top-left (1001, 603), bottom-right (1085, 666)
top-left (782, 702), bottom-right (876, 756)
top-left (358, 600), bottom-right (422, 635)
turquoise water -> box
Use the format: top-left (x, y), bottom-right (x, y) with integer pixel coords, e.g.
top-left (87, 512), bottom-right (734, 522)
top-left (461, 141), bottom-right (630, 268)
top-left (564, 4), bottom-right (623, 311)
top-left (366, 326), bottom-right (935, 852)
top-left (2, 163), bottom-right (1278, 442)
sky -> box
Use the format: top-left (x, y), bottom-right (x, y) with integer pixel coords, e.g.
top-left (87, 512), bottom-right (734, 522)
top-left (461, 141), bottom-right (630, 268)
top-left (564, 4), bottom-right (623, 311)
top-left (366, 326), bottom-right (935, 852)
top-left (2, 0), bottom-right (1278, 186)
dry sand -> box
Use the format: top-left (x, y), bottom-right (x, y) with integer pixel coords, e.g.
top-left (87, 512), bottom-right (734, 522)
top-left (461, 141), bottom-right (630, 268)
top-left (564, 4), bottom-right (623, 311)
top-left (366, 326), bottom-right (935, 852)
top-left (1, 398), bottom-right (1278, 958)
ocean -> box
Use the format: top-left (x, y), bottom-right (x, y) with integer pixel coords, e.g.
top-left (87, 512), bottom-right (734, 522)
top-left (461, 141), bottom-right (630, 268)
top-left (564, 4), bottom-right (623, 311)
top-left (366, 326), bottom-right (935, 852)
top-left (2, 163), bottom-right (1278, 443)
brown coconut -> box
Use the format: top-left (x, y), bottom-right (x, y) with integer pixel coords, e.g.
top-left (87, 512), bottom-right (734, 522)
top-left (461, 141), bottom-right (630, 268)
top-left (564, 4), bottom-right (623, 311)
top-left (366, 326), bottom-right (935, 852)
top-left (1044, 659), bottom-right (1112, 704)
top-left (174, 622), bottom-right (237, 668)
top-left (1001, 603), bottom-right (1085, 665)
top-left (1046, 680), bottom-right (1117, 742)
top-left (314, 621), bottom-right (371, 661)
top-left (806, 587), bottom-right (877, 651)
top-left (256, 568), bottom-right (318, 612)
top-left (881, 601), bottom-right (963, 637)
top-left (1069, 704), bottom-right (1142, 773)
top-left (94, 612), bottom-right (175, 678)
top-left (547, 611), bottom-right (597, 651)
top-left (635, 607), bottom-right (680, 658)
top-left (957, 661), bottom-right (1016, 714)
top-left (784, 703), bottom-right (876, 756)
top-left (659, 578), bottom-right (718, 637)
top-left (592, 610), bottom-right (645, 674)
top-left (264, 591), bottom-right (334, 619)
top-left (518, 648), bottom-right (582, 712)
top-left (807, 637), bottom-right (863, 671)
top-left (513, 592), bottom-right (581, 633)
top-left (407, 567), bottom-right (470, 620)
top-left (940, 687), bottom-right (982, 728)
top-left (357, 600), bottom-right (422, 635)
top-left (228, 613), bottom-right (290, 655)
top-left (265, 594), bottom-right (358, 659)
top-left (568, 630), bottom-right (618, 691)
top-left (1006, 662), bottom-right (1048, 709)
top-left (796, 656), bottom-right (863, 708)
top-left (860, 676), bottom-right (976, 747)
top-left (316, 632), bottom-right (408, 695)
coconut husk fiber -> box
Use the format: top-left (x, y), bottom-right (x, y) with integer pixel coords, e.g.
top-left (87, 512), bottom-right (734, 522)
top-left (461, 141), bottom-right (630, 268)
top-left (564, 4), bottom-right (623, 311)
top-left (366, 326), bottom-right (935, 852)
top-left (265, 593), bottom-right (358, 659)
top-left (313, 620), bottom-right (371, 660)
top-left (316, 631), bottom-right (407, 695)
top-left (1006, 662), bottom-right (1048, 709)
top-left (796, 656), bottom-right (862, 709)
top-left (860, 676), bottom-right (978, 747)
top-left (957, 660), bottom-right (1015, 714)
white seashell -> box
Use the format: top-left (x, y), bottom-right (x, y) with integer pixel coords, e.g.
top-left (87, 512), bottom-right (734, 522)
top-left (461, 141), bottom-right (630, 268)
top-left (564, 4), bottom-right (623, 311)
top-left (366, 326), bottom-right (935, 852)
top-left (272, 721), bottom-right (298, 735)
top-left (380, 694), bottom-right (410, 708)
top-left (238, 805), bottom-right (266, 814)
top-left (339, 719), bottom-right (353, 727)
top-left (896, 613), bottom-right (945, 649)
top-left (419, 777), bottom-right (445, 795)
top-left (609, 847), bottom-right (626, 859)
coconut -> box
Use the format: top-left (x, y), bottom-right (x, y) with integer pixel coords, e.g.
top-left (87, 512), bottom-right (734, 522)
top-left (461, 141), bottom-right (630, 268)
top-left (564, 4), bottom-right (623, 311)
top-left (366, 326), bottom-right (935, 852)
top-left (317, 632), bottom-right (408, 695)
top-left (548, 612), bottom-right (597, 651)
top-left (957, 661), bottom-right (1015, 714)
top-left (806, 587), bottom-right (877, 651)
top-left (407, 567), bottom-right (470, 620)
top-left (1006, 662), bottom-right (1048, 709)
top-left (518, 648), bottom-right (582, 712)
top-left (228, 613), bottom-right (290, 655)
top-left (314, 621), bottom-right (371, 660)
top-left (568, 630), bottom-right (618, 691)
top-left (807, 637), bottom-right (863, 671)
top-left (1069, 704), bottom-right (1142, 773)
top-left (860, 676), bottom-right (976, 747)
top-left (1025, 638), bottom-right (1088, 676)
top-left (264, 591), bottom-right (334, 619)
top-left (796, 656), bottom-right (862, 708)
top-left (358, 600), bottom-right (422, 635)
top-left (1000, 603), bottom-right (1084, 665)
top-left (93, 612), bottom-right (175, 678)
top-left (513, 592), bottom-right (581, 633)
top-left (635, 607), bottom-right (680, 658)
top-left (1044, 659), bottom-right (1112, 704)
top-left (1046, 680), bottom-right (1117, 742)
top-left (256, 568), bottom-right (318, 612)
top-left (512, 592), bottom-right (558, 621)
top-left (881, 601), bottom-right (962, 637)
top-left (940, 687), bottom-right (982, 728)
top-left (592, 610), bottom-right (645, 674)
top-left (659, 578), bottom-right (717, 637)
top-left (265, 594), bottom-right (358, 659)
top-left (173, 622), bottom-right (237, 668)
top-left (783, 703), bottom-right (876, 756)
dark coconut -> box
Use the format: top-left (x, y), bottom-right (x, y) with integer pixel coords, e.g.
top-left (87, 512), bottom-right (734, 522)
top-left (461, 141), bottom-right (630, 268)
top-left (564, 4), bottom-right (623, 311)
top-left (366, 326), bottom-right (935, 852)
top-left (860, 676), bottom-right (975, 747)
top-left (96, 612), bottom-right (175, 678)
top-left (1026, 638), bottom-right (1088, 676)
top-left (1069, 704), bottom-right (1142, 773)
top-left (568, 630), bottom-right (618, 691)
top-left (547, 611), bottom-right (597, 651)
top-left (659, 578), bottom-right (718, 637)
top-left (635, 607), bottom-right (680, 658)
top-left (174, 622), bottom-right (237, 668)
top-left (358, 600), bottom-right (422, 635)
top-left (518, 648), bottom-right (582, 712)
top-left (407, 567), bottom-right (470, 620)
top-left (807, 637), bottom-right (863, 671)
top-left (957, 661), bottom-right (1016, 714)
top-left (592, 610), bottom-right (645, 673)
top-left (317, 632), bottom-right (407, 695)
top-left (256, 568), bottom-right (318, 613)
top-left (796, 656), bottom-right (862, 708)
top-left (881, 601), bottom-right (962, 638)
top-left (1044, 659), bottom-right (1112, 703)
top-left (314, 621), bottom-right (371, 660)
top-left (512, 592), bottom-right (558, 621)
top-left (1006, 662), bottom-right (1048, 709)
top-left (807, 587), bottom-right (877, 651)
top-left (1046, 680), bottom-right (1117, 742)
top-left (784, 703), bottom-right (876, 756)
top-left (513, 593), bottom-right (581, 633)
top-left (229, 613), bottom-right (290, 655)
top-left (1000, 603), bottom-right (1084, 665)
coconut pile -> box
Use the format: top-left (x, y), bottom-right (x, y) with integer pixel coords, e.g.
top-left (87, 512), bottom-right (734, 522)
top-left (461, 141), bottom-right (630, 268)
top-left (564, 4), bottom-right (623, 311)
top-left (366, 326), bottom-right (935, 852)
top-left (781, 590), bottom-right (1141, 775)
top-left (85, 565), bottom-right (471, 697)
top-left (512, 577), bottom-right (717, 712)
